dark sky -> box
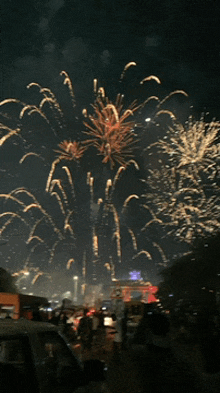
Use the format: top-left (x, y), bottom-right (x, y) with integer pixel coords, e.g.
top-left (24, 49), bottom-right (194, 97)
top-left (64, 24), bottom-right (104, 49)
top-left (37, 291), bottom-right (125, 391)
top-left (1, 0), bottom-right (220, 114)
top-left (0, 0), bottom-right (220, 296)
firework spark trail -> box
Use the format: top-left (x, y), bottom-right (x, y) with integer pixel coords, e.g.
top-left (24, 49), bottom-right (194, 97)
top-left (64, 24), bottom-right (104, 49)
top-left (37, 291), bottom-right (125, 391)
top-left (13, 266), bottom-right (52, 286)
top-left (132, 250), bottom-right (152, 260)
top-left (19, 105), bottom-right (49, 123)
top-left (140, 75), bottom-right (161, 85)
top-left (109, 256), bottom-right (117, 281)
top-left (62, 166), bottom-right (75, 196)
top-left (27, 81), bottom-right (66, 132)
top-left (48, 240), bottom-right (60, 264)
top-left (128, 228), bottom-right (138, 251)
top-left (122, 194), bottom-right (139, 213)
top-left (26, 217), bottom-right (46, 245)
top-left (50, 192), bottom-right (65, 215)
top-left (31, 272), bottom-right (44, 285)
top-left (8, 188), bottom-right (65, 241)
top-left (93, 232), bottom-right (99, 258)
top-left (64, 210), bottom-right (74, 235)
top-left (0, 124), bottom-right (21, 146)
top-left (23, 243), bottom-right (46, 268)
top-left (112, 166), bottom-right (126, 188)
top-left (46, 158), bottom-right (62, 192)
top-left (110, 205), bottom-right (121, 262)
top-left (19, 152), bottom-right (42, 164)
top-left (50, 179), bottom-right (69, 208)
top-left (0, 193), bottom-right (27, 209)
top-left (153, 242), bottom-right (168, 266)
top-left (0, 99), bottom-right (23, 107)
top-left (120, 62), bottom-right (137, 80)
top-left (60, 71), bottom-right (75, 108)
top-left (0, 212), bottom-right (28, 236)
top-left (22, 202), bottom-right (64, 240)
top-left (66, 258), bottom-right (74, 270)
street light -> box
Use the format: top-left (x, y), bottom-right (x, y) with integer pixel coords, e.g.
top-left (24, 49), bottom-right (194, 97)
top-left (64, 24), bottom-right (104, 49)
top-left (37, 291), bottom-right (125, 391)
top-left (73, 276), bottom-right (78, 303)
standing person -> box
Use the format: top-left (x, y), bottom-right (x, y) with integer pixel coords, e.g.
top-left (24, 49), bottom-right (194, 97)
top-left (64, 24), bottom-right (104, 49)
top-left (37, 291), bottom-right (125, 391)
top-left (77, 308), bottom-right (93, 352)
top-left (121, 306), bottom-right (128, 350)
top-left (92, 310), bottom-right (100, 342)
top-left (111, 313), bottom-right (122, 360)
top-left (95, 308), bottom-right (106, 356)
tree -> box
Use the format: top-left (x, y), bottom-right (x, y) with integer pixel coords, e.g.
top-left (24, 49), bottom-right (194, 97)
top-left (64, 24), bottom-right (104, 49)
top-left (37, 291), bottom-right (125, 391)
top-left (158, 232), bottom-right (220, 312)
top-left (0, 268), bottom-right (17, 293)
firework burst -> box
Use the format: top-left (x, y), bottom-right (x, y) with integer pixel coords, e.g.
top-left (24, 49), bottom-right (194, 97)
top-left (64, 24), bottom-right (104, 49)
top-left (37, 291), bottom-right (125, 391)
top-left (144, 165), bottom-right (220, 243)
top-left (82, 92), bottom-right (139, 168)
top-left (55, 140), bottom-right (86, 161)
top-left (151, 115), bottom-right (220, 180)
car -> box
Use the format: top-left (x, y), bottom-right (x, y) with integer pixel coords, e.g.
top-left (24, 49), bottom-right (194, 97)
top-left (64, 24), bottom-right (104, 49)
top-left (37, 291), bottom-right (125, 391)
top-left (0, 318), bottom-right (104, 393)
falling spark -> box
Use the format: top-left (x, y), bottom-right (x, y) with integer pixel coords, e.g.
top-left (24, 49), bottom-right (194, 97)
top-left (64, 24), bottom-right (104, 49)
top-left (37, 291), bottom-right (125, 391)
top-left (122, 194), bottom-right (139, 212)
top-left (0, 125), bottom-right (20, 146)
top-left (128, 228), bottom-right (138, 251)
top-left (32, 272), bottom-right (44, 285)
top-left (133, 250), bottom-right (152, 260)
top-left (19, 152), bottom-right (41, 164)
top-left (153, 243), bottom-right (168, 266)
top-left (67, 258), bottom-right (74, 269)
top-left (120, 62), bottom-right (137, 80)
top-left (140, 75), bottom-right (161, 85)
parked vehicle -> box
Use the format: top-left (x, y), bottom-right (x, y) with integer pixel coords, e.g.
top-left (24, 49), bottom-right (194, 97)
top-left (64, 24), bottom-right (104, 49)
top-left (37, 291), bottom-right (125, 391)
top-left (0, 318), bottom-right (104, 392)
top-left (0, 292), bottom-right (49, 320)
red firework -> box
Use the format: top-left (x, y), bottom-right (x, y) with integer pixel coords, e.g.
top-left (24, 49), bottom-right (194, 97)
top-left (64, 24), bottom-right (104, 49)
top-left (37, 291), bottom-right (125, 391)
top-left (55, 140), bottom-right (86, 161)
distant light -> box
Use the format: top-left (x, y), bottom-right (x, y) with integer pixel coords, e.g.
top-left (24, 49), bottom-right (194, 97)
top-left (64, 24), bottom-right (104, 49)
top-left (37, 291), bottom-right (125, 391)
top-left (145, 117), bottom-right (151, 122)
top-left (129, 270), bottom-right (142, 280)
top-left (73, 276), bottom-right (78, 280)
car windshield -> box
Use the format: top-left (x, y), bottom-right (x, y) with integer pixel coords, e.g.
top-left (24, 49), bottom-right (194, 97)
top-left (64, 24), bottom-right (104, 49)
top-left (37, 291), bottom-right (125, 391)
top-left (0, 334), bottom-right (38, 392)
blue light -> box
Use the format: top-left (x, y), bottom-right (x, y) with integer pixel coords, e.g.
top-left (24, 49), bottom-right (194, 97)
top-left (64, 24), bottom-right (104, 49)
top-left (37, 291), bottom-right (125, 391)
top-left (129, 270), bottom-right (142, 280)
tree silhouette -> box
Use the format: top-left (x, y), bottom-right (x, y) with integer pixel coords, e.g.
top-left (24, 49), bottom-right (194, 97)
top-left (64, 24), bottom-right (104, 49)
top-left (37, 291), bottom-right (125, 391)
top-left (0, 267), bottom-right (17, 293)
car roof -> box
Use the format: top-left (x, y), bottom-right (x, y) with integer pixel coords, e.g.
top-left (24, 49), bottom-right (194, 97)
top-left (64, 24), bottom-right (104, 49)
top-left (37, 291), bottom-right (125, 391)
top-left (0, 319), bottom-right (58, 336)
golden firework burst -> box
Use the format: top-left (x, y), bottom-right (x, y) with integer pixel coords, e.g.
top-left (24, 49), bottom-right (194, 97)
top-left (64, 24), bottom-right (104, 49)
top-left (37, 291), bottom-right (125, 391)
top-left (154, 115), bottom-right (220, 180)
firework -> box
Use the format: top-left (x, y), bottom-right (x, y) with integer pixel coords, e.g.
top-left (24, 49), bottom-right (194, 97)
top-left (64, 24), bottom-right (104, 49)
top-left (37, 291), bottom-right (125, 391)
top-left (144, 166), bottom-right (220, 243)
top-left (132, 250), bottom-right (152, 260)
top-left (0, 63), bottom-right (191, 285)
top-left (67, 258), bottom-right (75, 270)
top-left (82, 92), bottom-right (139, 168)
top-left (151, 115), bottom-right (220, 180)
top-left (55, 140), bottom-right (86, 161)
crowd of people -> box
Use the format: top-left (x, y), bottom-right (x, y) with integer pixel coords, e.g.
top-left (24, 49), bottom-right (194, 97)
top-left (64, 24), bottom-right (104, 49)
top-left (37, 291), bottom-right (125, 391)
top-left (47, 299), bottom-right (129, 363)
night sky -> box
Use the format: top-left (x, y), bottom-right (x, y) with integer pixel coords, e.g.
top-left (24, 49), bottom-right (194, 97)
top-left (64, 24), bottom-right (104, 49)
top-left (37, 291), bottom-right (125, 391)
top-left (1, 0), bottom-right (220, 299)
